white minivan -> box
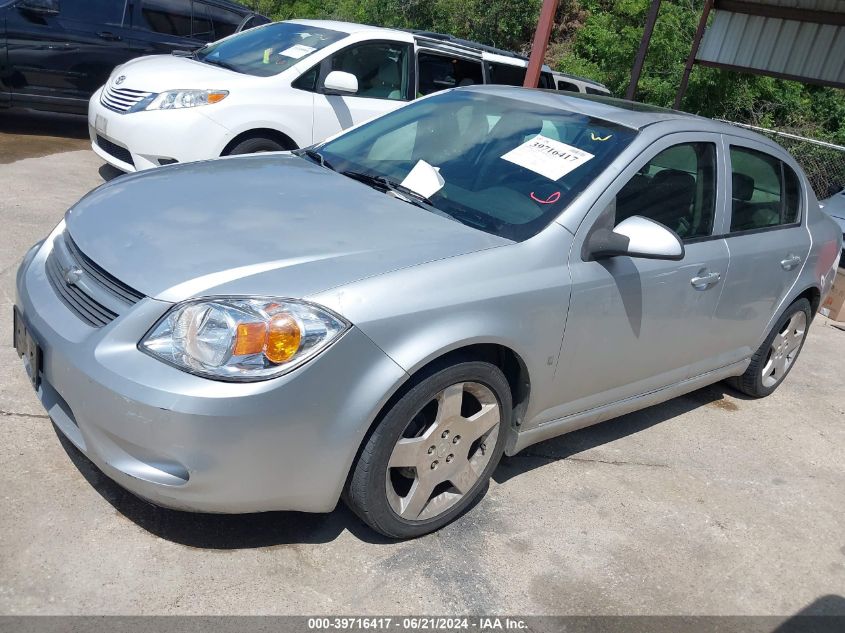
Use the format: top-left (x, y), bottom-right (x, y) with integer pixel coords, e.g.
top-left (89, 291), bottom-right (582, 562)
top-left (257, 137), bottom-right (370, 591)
top-left (88, 19), bottom-right (556, 171)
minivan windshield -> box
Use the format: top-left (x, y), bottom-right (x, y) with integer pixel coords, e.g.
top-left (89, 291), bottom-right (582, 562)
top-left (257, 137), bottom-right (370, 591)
top-left (317, 90), bottom-right (637, 241)
top-left (196, 22), bottom-right (346, 77)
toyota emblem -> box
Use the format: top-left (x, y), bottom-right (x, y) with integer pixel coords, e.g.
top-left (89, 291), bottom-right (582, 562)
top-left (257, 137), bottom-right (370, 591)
top-left (115, 75), bottom-right (126, 85)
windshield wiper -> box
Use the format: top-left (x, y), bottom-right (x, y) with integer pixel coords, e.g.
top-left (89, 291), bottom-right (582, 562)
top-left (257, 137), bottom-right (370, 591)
top-left (342, 171), bottom-right (434, 206)
top-left (294, 148), bottom-right (336, 172)
top-left (341, 170), bottom-right (499, 229)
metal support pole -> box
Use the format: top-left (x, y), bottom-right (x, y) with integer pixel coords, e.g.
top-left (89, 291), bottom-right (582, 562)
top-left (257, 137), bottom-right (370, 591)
top-left (524, 0), bottom-right (560, 87)
top-left (625, 0), bottom-right (662, 101)
top-left (674, 0), bottom-right (714, 110)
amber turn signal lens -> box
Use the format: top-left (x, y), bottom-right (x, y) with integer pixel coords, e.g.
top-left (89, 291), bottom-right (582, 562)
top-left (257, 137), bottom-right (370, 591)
top-left (265, 313), bottom-right (301, 364)
top-left (207, 92), bottom-right (228, 104)
top-left (233, 322), bottom-right (266, 356)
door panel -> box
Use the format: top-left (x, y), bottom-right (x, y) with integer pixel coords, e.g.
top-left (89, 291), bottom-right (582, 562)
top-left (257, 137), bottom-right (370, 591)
top-left (6, 0), bottom-right (133, 108)
top-left (538, 133), bottom-right (730, 427)
top-left (715, 138), bottom-right (812, 363)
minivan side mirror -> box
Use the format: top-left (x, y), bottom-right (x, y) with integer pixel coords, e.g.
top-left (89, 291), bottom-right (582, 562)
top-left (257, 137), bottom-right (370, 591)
top-left (586, 215), bottom-right (685, 261)
top-left (323, 71), bottom-right (358, 95)
top-left (18, 0), bottom-right (60, 15)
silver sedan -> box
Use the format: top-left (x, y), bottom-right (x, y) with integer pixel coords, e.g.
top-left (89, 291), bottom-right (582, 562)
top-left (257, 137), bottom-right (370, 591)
top-left (14, 86), bottom-right (843, 538)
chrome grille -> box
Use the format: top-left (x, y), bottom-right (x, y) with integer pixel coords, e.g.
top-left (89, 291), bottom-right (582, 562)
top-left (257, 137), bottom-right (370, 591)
top-left (45, 230), bottom-right (144, 327)
top-left (100, 84), bottom-right (152, 113)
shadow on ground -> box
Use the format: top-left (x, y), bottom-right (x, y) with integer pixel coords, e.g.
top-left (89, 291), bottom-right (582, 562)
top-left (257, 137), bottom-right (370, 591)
top-left (494, 381), bottom-right (749, 483)
top-left (0, 108), bottom-right (89, 163)
top-left (55, 382), bottom-right (747, 548)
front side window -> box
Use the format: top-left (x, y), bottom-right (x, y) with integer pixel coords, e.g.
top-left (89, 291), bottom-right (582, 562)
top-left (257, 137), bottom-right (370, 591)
top-left (730, 146), bottom-right (802, 231)
top-left (328, 42), bottom-right (409, 100)
top-left (140, 0), bottom-right (192, 37)
top-left (318, 90), bottom-right (637, 241)
top-left (63, 0), bottom-right (127, 24)
top-left (195, 22), bottom-right (347, 77)
top-left (191, 2), bottom-right (241, 42)
top-left (615, 142), bottom-right (717, 240)
top-left (418, 52), bottom-right (483, 96)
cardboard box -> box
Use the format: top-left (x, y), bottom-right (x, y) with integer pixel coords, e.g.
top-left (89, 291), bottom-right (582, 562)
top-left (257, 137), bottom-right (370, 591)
top-left (821, 267), bottom-right (845, 322)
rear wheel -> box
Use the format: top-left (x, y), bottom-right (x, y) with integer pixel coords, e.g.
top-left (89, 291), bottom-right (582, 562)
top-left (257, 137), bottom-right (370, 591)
top-left (226, 136), bottom-right (287, 155)
top-left (345, 361), bottom-right (511, 539)
top-left (729, 298), bottom-right (811, 398)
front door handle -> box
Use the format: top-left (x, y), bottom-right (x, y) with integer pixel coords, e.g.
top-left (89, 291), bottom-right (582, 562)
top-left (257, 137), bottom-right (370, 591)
top-left (690, 271), bottom-right (721, 290)
top-left (780, 254), bottom-right (802, 271)
top-left (97, 31), bottom-right (122, 41)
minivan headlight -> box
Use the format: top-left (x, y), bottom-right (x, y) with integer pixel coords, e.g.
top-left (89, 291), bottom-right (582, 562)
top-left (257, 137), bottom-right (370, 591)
top-left (140, 298), bottom-right (349, 381)
top-left (144, 89), bottom-right (228, 110)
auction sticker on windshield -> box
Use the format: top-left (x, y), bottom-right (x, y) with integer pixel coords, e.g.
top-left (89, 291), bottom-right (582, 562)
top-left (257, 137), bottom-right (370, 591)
top-left (501, 134), bottom-right (594, 181)
top-left (279, 44), bottom-right (316, 59)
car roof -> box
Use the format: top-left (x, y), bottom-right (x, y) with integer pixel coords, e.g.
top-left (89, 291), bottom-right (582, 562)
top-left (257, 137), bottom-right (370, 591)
top-left (286, 19), bottom-right (405, 36)
top-left (463, 85), bottom-right (781, 143)
top-left (284, 20), bottom-right (548, 69)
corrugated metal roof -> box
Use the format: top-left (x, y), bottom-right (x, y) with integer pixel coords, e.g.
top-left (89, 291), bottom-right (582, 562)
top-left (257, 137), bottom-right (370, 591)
top-left (696, 2), bottom-right (845, 88)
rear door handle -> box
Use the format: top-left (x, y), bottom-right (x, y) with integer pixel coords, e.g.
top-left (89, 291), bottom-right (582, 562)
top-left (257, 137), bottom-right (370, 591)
top-left (780, 255), bottom-right (802, 271)
top-left (97, 31), bottom-right (122, 41)
top-left (690, 271), bottom-right (721, 290)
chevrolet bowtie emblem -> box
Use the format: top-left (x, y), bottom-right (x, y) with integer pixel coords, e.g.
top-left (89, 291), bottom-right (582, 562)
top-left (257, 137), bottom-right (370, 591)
top-left (63, 266), bottom-right (83, 286)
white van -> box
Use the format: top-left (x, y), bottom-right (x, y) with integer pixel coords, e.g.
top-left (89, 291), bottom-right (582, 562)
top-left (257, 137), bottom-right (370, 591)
top-left (551, 70), bottom-right (611, 96)
top-left (88, 19), bottom-right (556, 171)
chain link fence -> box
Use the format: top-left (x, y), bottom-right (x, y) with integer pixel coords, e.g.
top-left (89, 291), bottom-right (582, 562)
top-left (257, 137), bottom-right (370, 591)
top-left (719, 120), bottom-right (845, 201)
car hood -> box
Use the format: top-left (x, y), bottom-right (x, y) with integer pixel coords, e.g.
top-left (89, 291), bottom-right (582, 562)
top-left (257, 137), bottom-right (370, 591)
top-left (65, 154), bottom-right (509, 303)
top-left (108, 54), bottom-right (249, 93)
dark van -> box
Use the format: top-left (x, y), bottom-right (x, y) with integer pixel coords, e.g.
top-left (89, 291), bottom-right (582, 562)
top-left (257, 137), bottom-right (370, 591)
top-left (0, 0), bottom-right (268, 114)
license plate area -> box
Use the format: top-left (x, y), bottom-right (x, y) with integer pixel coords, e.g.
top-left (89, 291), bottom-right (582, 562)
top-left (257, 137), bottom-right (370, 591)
top-left (95, 114), bottom-right (108, 135)
top-left (13, 307), bottom-right (42, 390)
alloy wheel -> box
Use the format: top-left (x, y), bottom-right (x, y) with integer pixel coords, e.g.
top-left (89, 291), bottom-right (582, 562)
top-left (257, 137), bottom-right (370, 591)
top-left (761, 311), bottom-right (807, 388)
top-left (385, 381), bottom-right (501, 522)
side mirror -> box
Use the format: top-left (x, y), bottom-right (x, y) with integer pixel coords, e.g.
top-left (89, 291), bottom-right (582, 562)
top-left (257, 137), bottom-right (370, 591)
top-left (587, 215), bottom-right (685, 261)
top-left (18, 0), bottom-right (59, 15)
top-left (323, 71), bottom-right (358, 95)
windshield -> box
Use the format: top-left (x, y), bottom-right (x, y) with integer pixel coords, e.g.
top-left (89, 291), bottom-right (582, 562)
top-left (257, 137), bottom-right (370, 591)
top-left (196, 22), bottom-right (346, 77)
top-left (317, 90), bottom-right (637, 241)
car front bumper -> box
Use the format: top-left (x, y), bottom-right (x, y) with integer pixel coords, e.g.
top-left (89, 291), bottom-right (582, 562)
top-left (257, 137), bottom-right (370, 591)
top-left (88, 88), bottom-right (234, 172)
top-left (14, 233), bottom-right (408, 513)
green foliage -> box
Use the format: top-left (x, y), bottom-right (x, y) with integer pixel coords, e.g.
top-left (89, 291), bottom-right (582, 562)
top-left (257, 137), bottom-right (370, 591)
top-left (247, 0), bottom-right (844, 142)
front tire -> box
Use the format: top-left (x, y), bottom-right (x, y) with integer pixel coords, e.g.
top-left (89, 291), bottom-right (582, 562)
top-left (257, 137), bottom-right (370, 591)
top-left (729, 298), bottom-right (811, 398)
top-left (345, 361), bottom-right (511, 539)
top-left (226, 136), bottom-right (287, 155)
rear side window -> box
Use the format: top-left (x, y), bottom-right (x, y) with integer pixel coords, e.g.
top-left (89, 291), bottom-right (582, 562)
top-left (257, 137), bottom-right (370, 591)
top-left (615, 142), bottom-right (717, 240)
top-left (486, 62), bottom-right (526, 87)
top-left (729, 147), bottom-right (802, 232)
top-left (556, 80), bottom-right (580, 92)
top-left (418, 52), bottom-right (483, 96)
top-left (140, 0), bottom-right (192, 37)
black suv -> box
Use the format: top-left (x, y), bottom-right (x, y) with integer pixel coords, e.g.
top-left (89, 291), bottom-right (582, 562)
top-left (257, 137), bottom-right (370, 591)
top-left (0, 0), bottom-right (268, 114)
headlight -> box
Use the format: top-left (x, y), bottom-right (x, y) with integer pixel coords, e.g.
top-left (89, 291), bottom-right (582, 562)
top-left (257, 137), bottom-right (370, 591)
top-left (139, 298), bottom-right (349, 381)
top-left (144, 89), bottom-right (228, 110)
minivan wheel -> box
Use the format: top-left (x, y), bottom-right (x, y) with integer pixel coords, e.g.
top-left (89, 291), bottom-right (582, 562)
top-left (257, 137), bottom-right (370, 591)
top-left (226, 137), bottom-right (287, 155)
top-left (345, 361), bottom-right (511, 539)
top-left (729, 298), bottom-right (811, 398)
